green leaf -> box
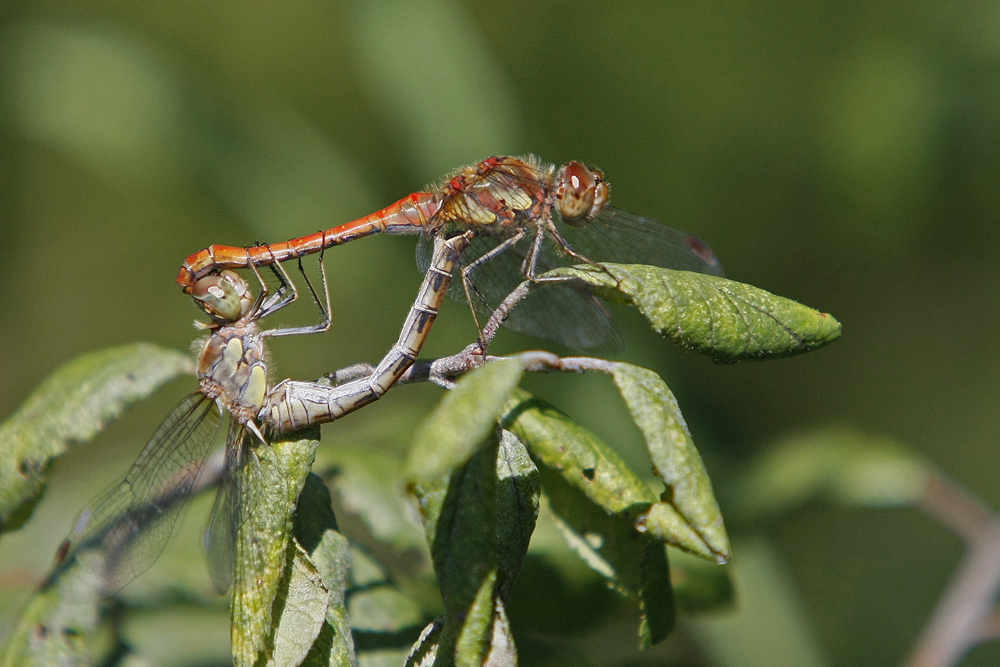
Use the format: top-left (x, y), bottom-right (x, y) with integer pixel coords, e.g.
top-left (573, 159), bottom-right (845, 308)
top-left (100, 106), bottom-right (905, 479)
top-left (296, 474), bottom-right (356, 667)
top-left (404, 620), bottom-right (442, 667)
top-left (406, 358), bottom-right (523, 491)
top-left (637, 542), bottom-right (675, 647)
top-left (734, 428), bottom-right (930, 522)
top-left (407, 363), bottom-right (533, 666)
top-left (494, 430), bottom-right (540, 599)
top-left (272, 543), bottom-right (330, 666)
top-left (612, 363), bottom-right (730, 563)
top-left (411, 430), bottom-right (500, 666)
top-left (399, 577), bottom-right (519, 667)
top-left (231, 427), bottom-right (320, 667)
top-left (0, 343), bottom-right (192, 531)
top-left (503, 390), bottom-right (655, 515)
top-left (453, 568), bottom-right (500, 666)
top-left (544, 264), bottom-right (842, 362)
top-left (0, 561), bottom-right (113, 666)
top-left (406, 358), bottom-right (523, 556)
top-left (539, 470), bottom-right (675, 648)
top-left (504, 391), bottom-right (675, 646)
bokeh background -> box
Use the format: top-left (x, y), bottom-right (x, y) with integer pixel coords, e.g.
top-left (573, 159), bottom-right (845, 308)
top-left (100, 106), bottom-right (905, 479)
top-left (1, 1), bottom-right (998, 665)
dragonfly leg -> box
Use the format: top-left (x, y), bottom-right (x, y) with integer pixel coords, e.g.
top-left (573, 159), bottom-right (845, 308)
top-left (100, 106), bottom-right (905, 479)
top-left (242, 244), bottom-right (301, 319)
top-left (253, 249), bottom-right (301, 320)
top-left (459, 275), bottom-right (486, 347)
top-left (541, 219), bottom-right (618, 283)
top-left (521, 220), bottom-right (548, 281)
top-left (260, 250), bottom-right (333, 338)
top-left (243, 247), bottom-right (274, 316)
top-left (462, 227), bottom-right (526, 278)
top-left (459, 228), bottom-right (527, 348)
top-left (305, 248), bottom-right (333, 332)
top-left (261, 232), bottom-right (472, 431)
top-left (519, 218), bottom-right (617, 287)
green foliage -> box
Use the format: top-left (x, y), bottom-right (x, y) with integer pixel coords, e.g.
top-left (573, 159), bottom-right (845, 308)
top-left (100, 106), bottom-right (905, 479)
top-left (548, 264), bottom-right (842, 362)
top-left (0, 556), bottom-right (109, 666)
top-left (505, 389), bottom-right (677, 648)
top-left (230, 428), bottom-right (323, 666)
top-left (611, 363), bottom-right (729, 561)
top-left (0, 265), bottom-right (842, 663)
top-left (732, 428), bottom-right (931, 523)
top-left (0, 344), bottom-right (192, 532)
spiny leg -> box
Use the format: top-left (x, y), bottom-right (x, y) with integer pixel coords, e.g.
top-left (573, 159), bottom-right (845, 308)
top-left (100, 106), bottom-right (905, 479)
top-left (541, 217), bottom-right (618, 283)
top-left (459, 267), bottom-right (487, 351)
top-left (458, 228), bottom-right (527, 351)
top-left (262, 250), bottom-right (332, 338)
top-left (304, 248), bottom-right (332, 332)
top-left (244, 246), bottom-right (272, 316)
top-left (254, 248), bottom-right (300, 320)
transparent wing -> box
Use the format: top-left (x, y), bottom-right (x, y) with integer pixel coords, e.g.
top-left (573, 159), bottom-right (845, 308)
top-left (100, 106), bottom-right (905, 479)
top-left (203, 419), bottom-right (247, 593)
top-left (417, 232), bottom-right (620, 349)
top-left (61, 393), bottom-right (222, 594)
top-left (557, 205), bottom-right (725, 276)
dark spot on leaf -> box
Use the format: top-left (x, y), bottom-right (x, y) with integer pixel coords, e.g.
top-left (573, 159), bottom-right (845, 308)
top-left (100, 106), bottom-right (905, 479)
top-left (581, 467), bottom-right (596, 481)
top-left (17, 459), bottom-right (32, 477)
top-left (34, 624), bottom-right (48, 640)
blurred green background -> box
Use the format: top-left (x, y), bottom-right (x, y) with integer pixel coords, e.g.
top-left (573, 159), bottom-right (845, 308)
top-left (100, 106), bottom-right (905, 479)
top-left (1, 1), bottom-right (998, 665)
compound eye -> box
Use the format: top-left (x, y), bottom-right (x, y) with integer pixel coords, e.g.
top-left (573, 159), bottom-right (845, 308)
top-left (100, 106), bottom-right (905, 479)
top-left (589, 168), bottom-right (608, 217)
top-left (191, 274), bottom-right (242, 321)
top-left (558, 161), bottom-right (598, 225)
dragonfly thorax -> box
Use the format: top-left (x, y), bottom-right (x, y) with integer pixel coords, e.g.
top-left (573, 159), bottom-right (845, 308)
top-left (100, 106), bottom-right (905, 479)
top-left (197, 325), bottom-right (267, 425)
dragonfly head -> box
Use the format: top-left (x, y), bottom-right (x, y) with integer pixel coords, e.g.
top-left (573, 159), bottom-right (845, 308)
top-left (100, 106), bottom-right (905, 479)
top-left (190, 270), bottom-right (252, 324)
top-left (556, 161), bottom-right (609, 227)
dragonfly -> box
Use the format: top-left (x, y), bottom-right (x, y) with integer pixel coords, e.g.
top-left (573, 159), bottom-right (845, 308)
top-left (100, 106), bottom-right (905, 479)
top-left (56, 232), bottom-right (473, 595)
top-left (177, 155), bottom-right (724, 350)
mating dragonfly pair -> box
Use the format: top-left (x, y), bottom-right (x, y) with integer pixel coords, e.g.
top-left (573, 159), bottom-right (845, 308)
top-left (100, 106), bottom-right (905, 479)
top-left (57, 155), bottom-right (724, 596)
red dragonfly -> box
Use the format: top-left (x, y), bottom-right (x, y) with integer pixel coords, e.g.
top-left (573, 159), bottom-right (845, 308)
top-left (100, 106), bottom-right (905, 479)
top-left (178, 155), bottom-right (723, 349)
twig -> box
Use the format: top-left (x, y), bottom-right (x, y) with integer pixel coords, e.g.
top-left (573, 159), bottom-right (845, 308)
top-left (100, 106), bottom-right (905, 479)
top-left (326, 344), bottom-right (619, 393)
top-left (905, 471), bottom-right (1000, 667)
top-left (917, 471), bottom-right (996, 543)
top-left (976, 608), bottom-right (1000, 642)
top-left (478, 281), bottom-right (533, 351)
